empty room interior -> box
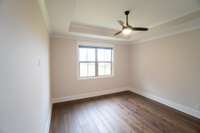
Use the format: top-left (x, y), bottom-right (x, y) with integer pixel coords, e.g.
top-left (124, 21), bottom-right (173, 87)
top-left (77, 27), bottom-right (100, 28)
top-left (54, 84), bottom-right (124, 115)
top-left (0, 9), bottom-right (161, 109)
top-left (1, 0), bottom-right (200, 133)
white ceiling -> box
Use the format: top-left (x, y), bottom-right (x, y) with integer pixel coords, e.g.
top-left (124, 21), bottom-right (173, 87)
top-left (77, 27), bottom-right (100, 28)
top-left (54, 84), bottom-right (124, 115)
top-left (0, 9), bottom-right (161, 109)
top-left (45, 0), bottom-right (200, 43)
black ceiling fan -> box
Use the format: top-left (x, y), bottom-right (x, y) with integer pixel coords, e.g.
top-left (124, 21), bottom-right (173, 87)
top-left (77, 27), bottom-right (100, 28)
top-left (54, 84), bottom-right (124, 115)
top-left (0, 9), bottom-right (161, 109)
top-left (114, 10), bottom-right (149, 36)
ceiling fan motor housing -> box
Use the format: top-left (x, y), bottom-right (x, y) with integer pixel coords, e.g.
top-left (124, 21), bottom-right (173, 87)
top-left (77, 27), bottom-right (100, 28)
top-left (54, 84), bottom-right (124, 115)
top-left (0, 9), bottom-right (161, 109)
top-left (125, 10), bottom-right (130, 15)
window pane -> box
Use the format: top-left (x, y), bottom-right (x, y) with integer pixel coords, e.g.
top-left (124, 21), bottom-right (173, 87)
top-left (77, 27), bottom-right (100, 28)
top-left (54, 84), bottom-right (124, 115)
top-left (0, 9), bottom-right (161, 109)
top-left (79, 48), bottom-right (95, 61)
top-left (98, 63), bottom-right (111, 76)
top-left (97, 49), bottom-right (104, 61)
top-left (97, 49), bottom-right (112, 61)
top-left (80, 63), bottom-right (95, 77)
top-left (88, 63), bottom-right (95, 76)
top-left (80, 63), bottom-right (87, 77)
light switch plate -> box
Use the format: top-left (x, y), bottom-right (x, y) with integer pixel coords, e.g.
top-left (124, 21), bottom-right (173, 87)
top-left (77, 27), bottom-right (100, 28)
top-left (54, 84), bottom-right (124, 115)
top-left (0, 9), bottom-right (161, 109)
top-left (37, 57), bottom-right (41, 67)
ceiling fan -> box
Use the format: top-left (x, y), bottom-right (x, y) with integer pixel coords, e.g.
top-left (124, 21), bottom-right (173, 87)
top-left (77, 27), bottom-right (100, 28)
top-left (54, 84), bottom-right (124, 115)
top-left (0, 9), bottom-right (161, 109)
top-left (114, 10), bottom-right (148, 36)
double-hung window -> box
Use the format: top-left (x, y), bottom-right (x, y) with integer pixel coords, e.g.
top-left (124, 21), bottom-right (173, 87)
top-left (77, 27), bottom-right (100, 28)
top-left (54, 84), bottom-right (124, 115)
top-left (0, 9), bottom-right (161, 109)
top-left (79, 45), bottom-right (113, 78)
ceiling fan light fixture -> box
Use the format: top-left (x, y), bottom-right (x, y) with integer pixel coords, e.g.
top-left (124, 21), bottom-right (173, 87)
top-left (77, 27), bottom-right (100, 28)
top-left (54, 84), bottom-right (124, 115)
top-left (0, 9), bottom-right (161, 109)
top-left (114, 10), bottom-right (148, 36)
top-left (122, 27), bottom-right (132, 35)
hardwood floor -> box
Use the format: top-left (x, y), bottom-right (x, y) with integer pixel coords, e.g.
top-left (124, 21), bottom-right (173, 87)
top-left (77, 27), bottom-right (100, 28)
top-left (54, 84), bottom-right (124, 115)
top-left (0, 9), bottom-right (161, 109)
top-left (50, 91), bottom-right (200, 133)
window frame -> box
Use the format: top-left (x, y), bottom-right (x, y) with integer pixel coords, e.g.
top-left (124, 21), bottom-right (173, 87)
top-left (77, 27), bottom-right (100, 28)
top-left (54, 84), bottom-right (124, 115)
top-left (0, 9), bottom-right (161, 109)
top-left (77, 44), bottom-right (114, 80)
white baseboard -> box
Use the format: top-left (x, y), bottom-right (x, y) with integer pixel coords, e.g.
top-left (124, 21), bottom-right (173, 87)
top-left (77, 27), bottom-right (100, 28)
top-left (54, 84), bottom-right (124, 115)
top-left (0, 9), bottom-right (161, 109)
top-left (44, 105), bottom-right (52, 133)
top-left (51, 87), bottom-right (129, 104)
top-left (129, 88), bottom-right (200, 119)
top-left (51, 87), bottom-right (200, 119)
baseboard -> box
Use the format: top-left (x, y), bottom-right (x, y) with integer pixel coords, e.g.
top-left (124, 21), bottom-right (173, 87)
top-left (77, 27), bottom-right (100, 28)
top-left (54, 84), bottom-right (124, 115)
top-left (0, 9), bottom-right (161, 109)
top-left (44, 105), bottom-right (52, 133)
top-left (51, 87), bottom-right (129, 104)
top-left (129, 88), bottom-right (200, 119)
top-left (51, 87), bottom-right (200, 119)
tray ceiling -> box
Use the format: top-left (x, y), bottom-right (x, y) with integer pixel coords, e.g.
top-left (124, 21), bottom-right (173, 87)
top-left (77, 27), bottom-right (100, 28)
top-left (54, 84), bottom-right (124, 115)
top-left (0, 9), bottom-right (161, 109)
top-left (45, 0), bottom-right (200, 43)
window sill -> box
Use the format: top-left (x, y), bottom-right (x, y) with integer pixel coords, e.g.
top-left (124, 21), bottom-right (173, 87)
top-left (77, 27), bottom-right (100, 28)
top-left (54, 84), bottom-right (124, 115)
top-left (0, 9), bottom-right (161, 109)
top-left (78, 75), bottom-right (114, 80)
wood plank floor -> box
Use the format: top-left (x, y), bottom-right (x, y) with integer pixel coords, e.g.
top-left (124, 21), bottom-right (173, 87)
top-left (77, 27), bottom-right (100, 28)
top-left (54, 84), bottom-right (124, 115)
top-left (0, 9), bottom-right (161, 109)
top-left (50, 91), bottom-right (200, 133)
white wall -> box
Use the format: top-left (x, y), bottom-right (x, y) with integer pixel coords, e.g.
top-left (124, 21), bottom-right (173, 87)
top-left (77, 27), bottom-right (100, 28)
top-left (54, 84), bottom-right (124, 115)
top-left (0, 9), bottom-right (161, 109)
top-left (130, 29), bottom-right (200, 115)
top-left (50, 36), bottom-right (130, 99)
top-left (0, 0), bottom-right (51, 133)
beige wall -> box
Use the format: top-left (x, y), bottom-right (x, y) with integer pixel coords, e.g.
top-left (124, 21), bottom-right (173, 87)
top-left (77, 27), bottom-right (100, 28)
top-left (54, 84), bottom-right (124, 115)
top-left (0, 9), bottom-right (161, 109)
top-left (50, 37), bottom-right (130, 99)
top-left (50, 25), bottom-right (200, 118)
top-left (0, 0), bottom-right (50, 133)
top-left (130, 29), bottom-right (200, 111)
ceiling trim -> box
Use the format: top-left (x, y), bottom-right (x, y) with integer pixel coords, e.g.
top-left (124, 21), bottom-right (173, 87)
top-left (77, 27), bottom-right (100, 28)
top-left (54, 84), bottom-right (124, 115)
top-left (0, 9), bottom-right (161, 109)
top-left (149, 8), bottom-right (200, 28)
top-left (50, 33), bottom-right (132, 45)
top-left (131, 8), bottom-right (200, 44)
top-left (133, 25), bottom-right (200, 44)
top-left (69, 22), bottom-right (131, 41)
top-left (38, 0), bottom-right (50, 31)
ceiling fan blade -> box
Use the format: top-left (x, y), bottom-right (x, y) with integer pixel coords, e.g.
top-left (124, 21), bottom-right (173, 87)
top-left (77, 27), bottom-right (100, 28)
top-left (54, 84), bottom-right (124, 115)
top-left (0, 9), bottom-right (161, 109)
top-left (130, 26), bottom-right (149, 31)
top-left (118, 20), bottom-right (125, 27)
top-left (114, 31), bottom-right (122, 36)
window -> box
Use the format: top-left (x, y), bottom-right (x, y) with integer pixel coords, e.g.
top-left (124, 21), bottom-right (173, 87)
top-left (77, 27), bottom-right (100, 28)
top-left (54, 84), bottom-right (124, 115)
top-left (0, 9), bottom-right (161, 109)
top-left (79, 46), bottom-right (113, 78)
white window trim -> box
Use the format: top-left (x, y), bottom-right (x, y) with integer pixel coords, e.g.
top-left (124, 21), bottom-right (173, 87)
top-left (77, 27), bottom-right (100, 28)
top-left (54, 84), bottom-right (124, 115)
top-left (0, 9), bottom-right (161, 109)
top-left (76, 41), bottom-right (115, 80)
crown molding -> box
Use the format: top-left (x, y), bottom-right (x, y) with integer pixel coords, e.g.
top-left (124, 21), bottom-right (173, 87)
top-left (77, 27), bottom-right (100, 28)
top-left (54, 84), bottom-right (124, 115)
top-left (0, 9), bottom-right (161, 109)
top-left (131, 8), bottom-right (200, 44)
top-left (133, 25), bottom-right (200, 44)
top-left (38, 0), bottom-right (50, 31)
top-left (69, 22), bottom-right (131, 40)
top-left (50, 33), bottom-right (132, 45)
top-left (149, 8), bottom-right (200, 28)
